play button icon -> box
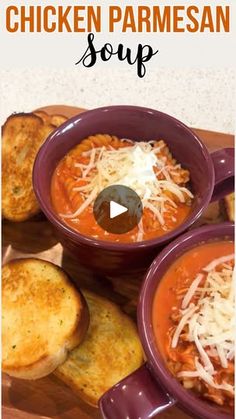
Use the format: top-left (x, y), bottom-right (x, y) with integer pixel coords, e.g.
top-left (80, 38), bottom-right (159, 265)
top-left (93, 185), bottom-right (143, 235)
top-left (110, 201), bottom-right (128, 219)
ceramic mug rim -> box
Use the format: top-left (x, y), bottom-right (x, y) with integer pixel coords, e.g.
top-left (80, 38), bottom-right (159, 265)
top-left (33, 105), bottom-right (215, 252)
top-left (138, 222), bottom-right (234, 419)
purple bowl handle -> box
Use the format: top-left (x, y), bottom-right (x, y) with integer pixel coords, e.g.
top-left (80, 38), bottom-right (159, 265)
top-left (210, 148), bottom-right (234, 202)
top-left (99, 364), bottom-right (176, 419)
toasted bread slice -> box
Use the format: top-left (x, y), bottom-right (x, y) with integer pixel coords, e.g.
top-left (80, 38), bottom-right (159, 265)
top-left (2, 258), bottom-right (89, 380)
top-left (2, 113), bottom-right (55, 222)
top-left (223, 193), bottom-right (235, 222)
top-left (55, 290), bottom-right (143, 406)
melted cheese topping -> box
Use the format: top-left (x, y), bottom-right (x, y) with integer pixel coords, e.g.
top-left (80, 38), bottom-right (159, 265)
top-left (172, 255), bottom-right (235, 394)
top-left (61, 141), bottom-right (193, 240)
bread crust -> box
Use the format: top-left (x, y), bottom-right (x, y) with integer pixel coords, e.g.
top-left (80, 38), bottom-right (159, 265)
top-left (224, 193), bottom-right (234, 222)
top-left (55, 290), bottom-right (143, 406)
top-left (2, 258), bottom-right (89, 380)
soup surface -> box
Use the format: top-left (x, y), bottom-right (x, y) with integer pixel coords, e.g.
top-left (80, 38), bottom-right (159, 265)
top-left (51, 134), bottom-right (193, 243)
top-left (153, 240), bottom-right (234, 409)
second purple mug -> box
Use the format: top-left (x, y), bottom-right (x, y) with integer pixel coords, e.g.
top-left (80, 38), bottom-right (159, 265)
top-left (99, 222), bottom-right (234, 419)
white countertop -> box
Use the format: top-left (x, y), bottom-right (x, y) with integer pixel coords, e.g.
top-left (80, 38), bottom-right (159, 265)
top-left (1, 67), bottom-right (235, 134)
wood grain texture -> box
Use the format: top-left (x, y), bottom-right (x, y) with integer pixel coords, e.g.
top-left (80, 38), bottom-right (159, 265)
top-left (2, 105), bottom-right (234, 419)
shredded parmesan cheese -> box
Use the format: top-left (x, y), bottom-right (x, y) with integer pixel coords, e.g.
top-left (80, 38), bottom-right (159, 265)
top-left (62, 188), bottom-right (98, 219)
top-left (182, 273), bottom-right (204, 309)
top-left (172, 255), bottom-right (235, 393)
top-left (59, 141), bottom-right (193, 238)
top-left (171, 303), bottom-right (197, 348)
top-left (203, 254), bottom-right (234, 272)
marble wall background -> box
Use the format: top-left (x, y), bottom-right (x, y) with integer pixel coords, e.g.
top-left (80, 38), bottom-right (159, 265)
top-left (1, 67), bottom-right (235, 134)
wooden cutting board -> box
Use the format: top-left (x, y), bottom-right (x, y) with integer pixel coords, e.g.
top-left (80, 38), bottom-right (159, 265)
top-left (2, 105), bottom-right (234, 419)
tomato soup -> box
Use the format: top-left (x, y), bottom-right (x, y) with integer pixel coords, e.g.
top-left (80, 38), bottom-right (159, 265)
top-left (51, 134), bottom-right (193, 243)
top-left (152, 240), bottom-right (234, 409)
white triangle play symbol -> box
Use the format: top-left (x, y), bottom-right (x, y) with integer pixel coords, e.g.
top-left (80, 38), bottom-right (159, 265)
top-left (109, 201), bottom-right (128, 219)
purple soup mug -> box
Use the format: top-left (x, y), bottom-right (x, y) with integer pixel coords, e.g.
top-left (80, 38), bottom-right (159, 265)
top-left (33, 106), bottom-right (234, 275)
top-left (99, 222), bottom-right (234, 419)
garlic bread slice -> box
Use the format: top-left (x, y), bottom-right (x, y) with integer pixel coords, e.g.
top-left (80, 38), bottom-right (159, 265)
top-left (2, 113), bottom-right (55, 221)
top-left (55, 290), bottom-right (143, 406)
top-left (2, 258), bottom-right (89, 379)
